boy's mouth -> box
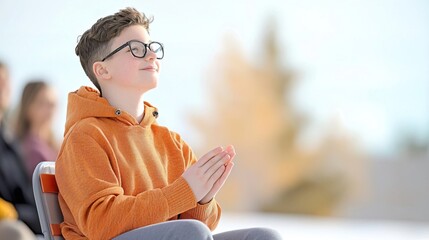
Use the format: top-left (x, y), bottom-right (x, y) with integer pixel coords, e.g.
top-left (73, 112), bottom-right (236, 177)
top-left (141, 66), bottom-right (158, 72)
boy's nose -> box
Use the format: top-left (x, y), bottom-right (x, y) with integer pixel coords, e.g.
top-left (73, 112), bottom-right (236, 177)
top-left (145, 49), bottom-right (157, 61)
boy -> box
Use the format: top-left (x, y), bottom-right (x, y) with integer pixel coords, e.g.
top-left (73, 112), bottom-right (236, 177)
top-left (56, 7), bottom-right (281, 240)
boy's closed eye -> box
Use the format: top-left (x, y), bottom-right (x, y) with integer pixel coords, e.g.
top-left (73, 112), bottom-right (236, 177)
top-left (128, 47), bottom-right (142, 54)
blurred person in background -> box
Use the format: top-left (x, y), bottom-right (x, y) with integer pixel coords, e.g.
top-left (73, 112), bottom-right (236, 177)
top-left (15, 81), bottom-right (59, 178)
top-left (0, 198), bottom-right (37, 240)
top-left (0, 61), bottom-right (40, 237)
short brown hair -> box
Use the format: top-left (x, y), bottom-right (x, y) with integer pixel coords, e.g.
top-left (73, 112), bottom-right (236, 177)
top-left (75, 7), bottom-right (153, 92)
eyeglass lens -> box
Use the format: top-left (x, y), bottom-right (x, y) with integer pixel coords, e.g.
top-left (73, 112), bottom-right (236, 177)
top-left (129, 41), bottom-right (164, 59)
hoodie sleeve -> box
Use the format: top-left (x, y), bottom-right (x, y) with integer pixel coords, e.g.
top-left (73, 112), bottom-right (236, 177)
top-left (171, 132), bottom-right (222, 230)
top-left (56, 126), bottom-right (198, 240)
top-left (179, 200), bottom-right (221, 231)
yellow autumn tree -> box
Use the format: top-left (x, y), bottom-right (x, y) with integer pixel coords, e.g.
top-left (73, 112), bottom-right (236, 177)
top-left (190, 20), bottom-right (365, 215)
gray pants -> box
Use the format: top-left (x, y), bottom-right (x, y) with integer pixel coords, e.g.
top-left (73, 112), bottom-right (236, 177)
top-left (0, 220), bottom-right (38, 240)
top-left (113, 219), bottom-right (282, 240)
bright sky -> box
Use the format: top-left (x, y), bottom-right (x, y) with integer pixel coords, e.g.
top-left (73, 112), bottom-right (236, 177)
top-left (0, 0), bottom-right (428, 155)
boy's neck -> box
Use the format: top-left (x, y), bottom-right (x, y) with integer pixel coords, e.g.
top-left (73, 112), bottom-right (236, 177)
top-left (102, 87), bottom-right (145, 123)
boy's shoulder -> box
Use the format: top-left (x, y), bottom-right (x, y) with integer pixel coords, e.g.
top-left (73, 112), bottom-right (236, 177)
top-left (63, 117), bottom-right (107, 141)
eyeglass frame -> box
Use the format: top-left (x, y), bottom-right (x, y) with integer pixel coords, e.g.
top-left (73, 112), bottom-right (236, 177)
top-left (101, 40), bottom-right (164, 62)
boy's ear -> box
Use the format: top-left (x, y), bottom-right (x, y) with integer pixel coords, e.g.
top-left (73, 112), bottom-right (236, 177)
top-left (93, 61), bottom-right (111, 81)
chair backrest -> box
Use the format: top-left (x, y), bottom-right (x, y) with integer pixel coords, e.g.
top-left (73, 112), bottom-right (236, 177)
top-left (32, 161), bottom-right (64, 240)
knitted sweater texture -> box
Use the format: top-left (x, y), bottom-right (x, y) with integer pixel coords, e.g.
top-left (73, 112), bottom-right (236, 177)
top-left (56, 86), bottom-right (220, 240)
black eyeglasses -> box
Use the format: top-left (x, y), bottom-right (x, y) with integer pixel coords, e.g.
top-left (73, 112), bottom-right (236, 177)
top-left (101, 40), bottom-right (164, 61)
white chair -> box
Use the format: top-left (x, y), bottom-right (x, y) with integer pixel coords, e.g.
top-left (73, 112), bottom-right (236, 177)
top-left (32, 161), bottom-right (64, 240)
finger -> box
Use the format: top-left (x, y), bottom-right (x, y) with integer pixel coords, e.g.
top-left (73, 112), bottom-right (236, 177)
top-left (221, 146), bottom-right (235, 166)
top-left (202, 152), bottom-right (230, 175)
top-left (199, 152), bottom-right (225, 171)
top-left (225, 145), bottom-right (236, 159)
top-left (207, 164), bottom-right (226, 187)
top-left (226, 152), bottom-right (235, 165)
top-left (225, 145), bottom-right (235, 154)
top-left (225, 145), bottom-right (235, 153)
top-left (212, 162), bottom-right (234, 190)
top-left (220, 162), bottom-right (234, 182)
top-left (195, 146), bottom-right (223, 167)
top-left (205, 155), bottom-right (232, 186)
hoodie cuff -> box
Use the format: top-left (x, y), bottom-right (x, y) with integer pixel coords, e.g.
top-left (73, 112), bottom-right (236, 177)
top-left (185, 198), bottom-right (218, 220)
top-left (162, 177), bottom-right (196, 216)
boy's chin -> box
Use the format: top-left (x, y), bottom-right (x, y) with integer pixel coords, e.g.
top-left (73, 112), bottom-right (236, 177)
top-left (135, 81), bottom-right (158, 93)
top-left (146, 79), bottom-right (158, 89)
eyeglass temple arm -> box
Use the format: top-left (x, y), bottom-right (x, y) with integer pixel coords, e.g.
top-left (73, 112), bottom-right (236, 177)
top-left (101, 42), bottom-right (130, 62)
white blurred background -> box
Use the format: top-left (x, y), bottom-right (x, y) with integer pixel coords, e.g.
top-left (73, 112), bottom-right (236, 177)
top-left (1, 1), bottom-right (428, 239)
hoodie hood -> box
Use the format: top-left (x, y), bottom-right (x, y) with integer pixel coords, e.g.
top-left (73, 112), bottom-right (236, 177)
top-left (64, 86), bottom-right (158, 136)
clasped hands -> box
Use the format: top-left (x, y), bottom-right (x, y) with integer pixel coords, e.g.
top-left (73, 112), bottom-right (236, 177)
top-left (182, 145), bottom-right (235, 204)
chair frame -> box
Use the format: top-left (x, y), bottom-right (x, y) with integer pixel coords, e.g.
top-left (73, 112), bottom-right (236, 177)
top-left (32, 161), bottom-right (64, 240)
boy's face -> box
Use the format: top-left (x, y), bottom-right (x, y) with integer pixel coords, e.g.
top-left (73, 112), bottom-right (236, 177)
top-left (100, 25), bottom-right (161, 94)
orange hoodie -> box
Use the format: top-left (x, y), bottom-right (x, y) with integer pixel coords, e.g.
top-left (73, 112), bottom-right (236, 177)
top-left (56, 86), bottom-right (221, 240)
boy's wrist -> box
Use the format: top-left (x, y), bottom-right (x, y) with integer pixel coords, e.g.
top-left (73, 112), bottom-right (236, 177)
top-left (198, 197), bottom-right (213, 205)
